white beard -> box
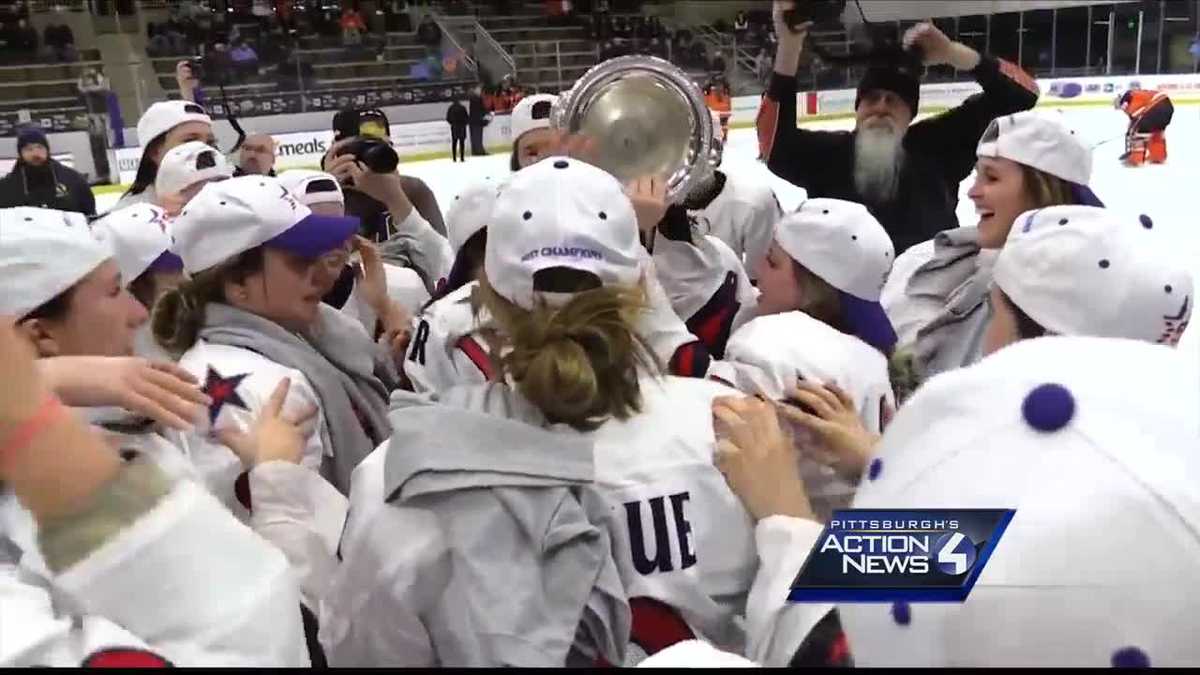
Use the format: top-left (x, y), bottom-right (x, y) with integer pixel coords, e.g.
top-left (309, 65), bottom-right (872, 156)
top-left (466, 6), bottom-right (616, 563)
top-left (853, 123), bottom-right (905, 204)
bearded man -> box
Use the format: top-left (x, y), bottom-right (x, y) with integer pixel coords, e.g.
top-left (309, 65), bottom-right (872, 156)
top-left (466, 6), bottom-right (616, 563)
top-left (757, 1), bottom-right (1039, 254)
top-left (0, 127), bottom-right (95, 215)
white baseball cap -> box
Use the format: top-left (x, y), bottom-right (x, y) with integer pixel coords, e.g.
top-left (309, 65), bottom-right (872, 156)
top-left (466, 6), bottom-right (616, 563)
top-left (775, 198), bottom-right (897, 354)
top-left (509, 94), bottom-right (557, 144)
top-left (137, 99), bottom-right (212, 147)
top-left (277, 169), bottom-right (344, 208)
top-left (485, 156), bottom-right (641, 309)
top-left (154, 140), bottom-right (233, 198)
top-left (0, 207), bottom-right (112, 319)
top-left (975, 111), bottom-right (1103, 206)
top-left (841, 335), bottom-right (1200, 666)
top-left (445, 174), bottom-right (505, 254)
top-left (169, 175), bottom-right (361, 274)
top-left (994, 206), bottom-right (1192, 346)
top-left (89, 203), bottom-right (183, 285)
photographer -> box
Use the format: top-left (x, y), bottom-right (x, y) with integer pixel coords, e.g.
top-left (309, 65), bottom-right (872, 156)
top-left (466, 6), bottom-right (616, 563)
top-left (321, 117), bottom-right (452, 297)
top-left (758, 0), bottom-right (1039, 254)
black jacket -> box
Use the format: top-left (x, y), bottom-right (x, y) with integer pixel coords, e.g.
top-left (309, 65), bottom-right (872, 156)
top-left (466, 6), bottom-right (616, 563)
top-left (0, 159), bottom-right (96, 216)
top-left (446, 101), bottom-right (469, 128)
top-left (467, 93), bottom-right (488, 126)
top-left (758, 56), bottom-right (1039, 254)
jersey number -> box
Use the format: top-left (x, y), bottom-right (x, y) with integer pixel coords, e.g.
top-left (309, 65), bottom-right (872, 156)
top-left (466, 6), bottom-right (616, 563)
top-left (624, 492), bottom-right (697, 575)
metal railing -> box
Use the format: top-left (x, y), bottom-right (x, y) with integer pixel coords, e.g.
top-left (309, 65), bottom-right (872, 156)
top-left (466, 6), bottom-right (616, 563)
top-left (509, 38), bottom-right (601, 93)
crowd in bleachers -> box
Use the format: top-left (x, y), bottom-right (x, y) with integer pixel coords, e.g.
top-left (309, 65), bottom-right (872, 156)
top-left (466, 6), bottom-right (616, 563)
top-left (0, 16), bottom-right (79, 65)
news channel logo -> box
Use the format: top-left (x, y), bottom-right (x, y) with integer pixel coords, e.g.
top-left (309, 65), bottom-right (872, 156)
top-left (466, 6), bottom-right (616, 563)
top-left (788, 509), bottom-right (1015, 603)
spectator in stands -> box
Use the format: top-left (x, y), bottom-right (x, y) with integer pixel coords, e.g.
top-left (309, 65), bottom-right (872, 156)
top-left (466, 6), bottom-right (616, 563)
top-left (12, 17), bottom-right (37, 53)
top-left (235, 133), bottom-right (277, 177)
top-left (599, 38), bottom-right (617, 60)
top-left (41, 23), bottom-right (78, 62)
top-left (446, 98), bottom-right (468, 163)
top-left (416, 14), bottom-right (441, 51)
top-left (385, 0), bottom-right (412, 32)
top-left (688, 40), bottom-right (707, 70)
top-left (0, 127), bottom-right (95, 215)
top-left (709, 50), bottom-right (727, 75)
top-left (733, 11), bottom-right (749, 40)
top-left (340, 5), bottom-right (367, 46)
top-left (230, 38), bottom-right (260, 80)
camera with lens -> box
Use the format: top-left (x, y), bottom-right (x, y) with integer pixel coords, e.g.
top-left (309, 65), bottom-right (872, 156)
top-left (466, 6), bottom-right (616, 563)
top-left (186, 56), bottom-right (206, 84)
top-left (332, 108), bottom-right (400, 174)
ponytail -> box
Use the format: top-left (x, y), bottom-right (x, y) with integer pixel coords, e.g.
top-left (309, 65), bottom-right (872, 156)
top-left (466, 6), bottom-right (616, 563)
top-left (123, 136), bottom-right (166, 198)
top-left (151, 248), bottom-right (264, 354)
top-left (476, 276), bottom-right (659, 432)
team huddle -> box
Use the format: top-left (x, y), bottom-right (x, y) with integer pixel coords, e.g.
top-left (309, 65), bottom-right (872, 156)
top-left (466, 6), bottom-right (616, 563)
top-left (1, 1), bottom-right (1198, 668)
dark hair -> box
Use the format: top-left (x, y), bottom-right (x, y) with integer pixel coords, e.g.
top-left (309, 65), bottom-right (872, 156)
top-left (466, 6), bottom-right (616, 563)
top-left (423, 228), bottom-right (486, 310)
top-left (125, 135), bottom-right (167, 197)
top-left (20, 285), bottom-right (76, 323)
top-left (997, 288), bottom-right (1048, 340)
top-left (509, 140), bottom-right (522, 172)
top-left (128, 271), bottom-right (158, 310)
top-left (151, 248), bottom-right (265, 354)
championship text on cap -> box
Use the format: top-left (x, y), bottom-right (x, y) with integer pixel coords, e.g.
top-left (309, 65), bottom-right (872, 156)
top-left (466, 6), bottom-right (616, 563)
top-left (789, 509), bottom-right (1015, 603)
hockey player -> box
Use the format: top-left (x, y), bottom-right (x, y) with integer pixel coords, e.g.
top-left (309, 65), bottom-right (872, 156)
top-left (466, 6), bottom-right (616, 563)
top-left (509, 93), bottom-right (559, 172)
top-left (153, 176), bottom-right (399, 509)
top-left (0, 318), bottom-right (310, 667)
top-left (710, 336), bottom-right (1200, 666)
top-left (322, 157), bottom-right (758, 666)
top-left (882, 111), bottom-right (1103, 380)
top-left (706, 198), bottom-right (897, 521)
top-left (704, 76), bottom-right (733, 144)
top-left (153, 140), bottom-right (234, 214)
top-left (114, 100), bottom-right (217, 210)
top-left (277, 169), bottom-right (426, 339)
top-left (685, 110), bottom-right (783, 279)
top-left (1116, 87), bottom-right (1173, 166)
top-left (984, 205), bottom-right (1193, 354)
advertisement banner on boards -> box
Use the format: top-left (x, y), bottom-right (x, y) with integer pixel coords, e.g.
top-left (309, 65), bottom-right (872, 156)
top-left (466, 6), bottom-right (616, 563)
top-left (112, 114), bottom-right (517, 184)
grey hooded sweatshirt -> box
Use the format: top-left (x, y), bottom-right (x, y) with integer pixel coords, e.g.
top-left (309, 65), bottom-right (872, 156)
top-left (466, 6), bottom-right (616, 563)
top-left (899, 226), bottom-right (999, 381)
top-left (319, 384), bottom-right (630, 667)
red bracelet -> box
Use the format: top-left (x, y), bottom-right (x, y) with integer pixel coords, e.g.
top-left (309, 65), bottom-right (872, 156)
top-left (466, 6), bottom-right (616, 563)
top-left (0, 395), bottom-right (65, 472)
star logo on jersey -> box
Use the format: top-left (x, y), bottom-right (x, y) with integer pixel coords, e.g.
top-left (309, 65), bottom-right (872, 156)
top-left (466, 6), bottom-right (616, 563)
top-left (202, 366), bottom-right (250, 426)
top-left (1159, 297), bottom-right (1190, 346)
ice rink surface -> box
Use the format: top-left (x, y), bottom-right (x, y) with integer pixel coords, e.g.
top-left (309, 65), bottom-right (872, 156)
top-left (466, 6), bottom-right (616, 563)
top-left (98, 104), bottom-right (1200, 358)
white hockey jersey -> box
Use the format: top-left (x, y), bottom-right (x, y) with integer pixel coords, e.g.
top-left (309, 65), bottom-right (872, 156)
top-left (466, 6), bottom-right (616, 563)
top-left (707, 311), bottom-right (896, 520)
top-left (403, 254), bottom-right (711, 395)
top-left (688, 172), bottom-right (782, 278)
top-left (587, 375), bottom-right (759, 658)
top-left (651, 233), bottom-right (759, 357)
top-left (176, 341), bottom-right (328, 517)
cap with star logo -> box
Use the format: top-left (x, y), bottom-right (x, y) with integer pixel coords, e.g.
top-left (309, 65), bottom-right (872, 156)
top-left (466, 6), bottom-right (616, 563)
top-left (169, 175), bottom-right (361, 274)
top-left (89, 203), bottom-right (183, 285)
top-left (994, 205), bottom-right (1193, 346)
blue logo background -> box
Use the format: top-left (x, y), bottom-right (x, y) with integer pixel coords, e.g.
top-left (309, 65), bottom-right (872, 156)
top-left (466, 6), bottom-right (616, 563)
top-left (789, 508), bottom-right (1014, 603)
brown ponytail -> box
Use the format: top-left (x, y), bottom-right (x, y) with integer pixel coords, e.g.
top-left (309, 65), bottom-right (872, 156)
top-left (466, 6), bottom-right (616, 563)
top-left (151, 248), bottom-right (265, 355)
top-left (476, 277), bottom-right (660, 432)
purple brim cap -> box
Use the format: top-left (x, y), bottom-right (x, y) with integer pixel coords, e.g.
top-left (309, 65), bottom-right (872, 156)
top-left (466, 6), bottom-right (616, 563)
top-left (839, 291), bottom-right (899, 357)
top-left (1070, 183), bottom-right (1105, 207)
top-left (148, 250), bottom-right (184, 273)
top-left (267, 213), bottom-right (361, 259)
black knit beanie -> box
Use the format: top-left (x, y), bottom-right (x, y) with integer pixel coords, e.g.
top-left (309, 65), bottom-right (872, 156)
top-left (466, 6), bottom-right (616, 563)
top-left (855, 67), bottom-right (920, 117)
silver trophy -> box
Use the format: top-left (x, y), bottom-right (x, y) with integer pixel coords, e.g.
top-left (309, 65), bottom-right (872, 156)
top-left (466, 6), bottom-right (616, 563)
top-left (551, 55), bottom-right (719, 204)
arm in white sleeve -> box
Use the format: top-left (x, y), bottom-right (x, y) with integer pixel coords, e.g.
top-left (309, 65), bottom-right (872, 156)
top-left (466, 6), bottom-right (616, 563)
top-left (11, 465), bottom-right (309, 666)
top-left (247, 460), bottom-right (348, 610)
top-left (744, 515), bottom-right (832, 667)
top-left (380, 209), bottom-right (453, 296)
